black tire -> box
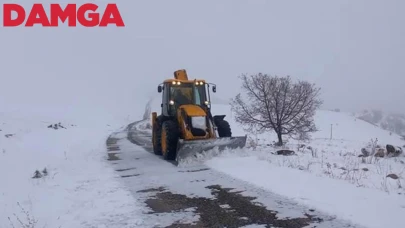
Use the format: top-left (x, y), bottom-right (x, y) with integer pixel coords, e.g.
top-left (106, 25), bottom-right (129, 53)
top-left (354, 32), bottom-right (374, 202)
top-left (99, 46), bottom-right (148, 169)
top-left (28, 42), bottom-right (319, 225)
top-left (216, 119), bottom-right (232, 137)
top-left (161, 120), bottom-right (179, 160)
top-left (152, 123), bottom-right (162, 155)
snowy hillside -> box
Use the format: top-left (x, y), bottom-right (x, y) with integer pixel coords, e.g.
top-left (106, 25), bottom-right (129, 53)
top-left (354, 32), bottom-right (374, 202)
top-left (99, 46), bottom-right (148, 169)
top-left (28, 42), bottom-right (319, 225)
top-left (210, 104), bottom-right (405, 147)
top-left (0, 110), bottom-right (144, 228)
top-left (356, 109), bottom-right (405, 138)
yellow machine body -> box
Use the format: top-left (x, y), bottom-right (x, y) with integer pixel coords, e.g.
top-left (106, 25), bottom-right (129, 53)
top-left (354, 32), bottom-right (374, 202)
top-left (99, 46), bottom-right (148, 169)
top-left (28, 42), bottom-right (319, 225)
top-left (151, 69), bottom-right (247, 164)
top-left (176, 104), bottom-right (216, 141)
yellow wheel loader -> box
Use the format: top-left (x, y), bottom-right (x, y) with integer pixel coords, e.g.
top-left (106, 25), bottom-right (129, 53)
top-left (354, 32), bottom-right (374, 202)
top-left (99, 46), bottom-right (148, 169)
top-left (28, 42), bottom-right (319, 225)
top-left (151, 69), bottom-right (247, 164)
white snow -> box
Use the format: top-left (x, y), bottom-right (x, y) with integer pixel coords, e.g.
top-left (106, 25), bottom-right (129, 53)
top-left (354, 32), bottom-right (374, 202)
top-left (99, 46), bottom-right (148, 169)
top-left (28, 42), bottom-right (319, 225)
top-left (207, 156), bottom-right (405, 228)
top-left (201, 104), bottom-right (405, 228)
top-left (356, 109), bottom-right (405, 136)
top-left (3, 100), bottom-right (403, 227)
top-left (191, 116), bottom-right (207, 130)
top-left (115, 121), bottom-right (351, 227)
top-left (0, 110), bottom-right (146, 228)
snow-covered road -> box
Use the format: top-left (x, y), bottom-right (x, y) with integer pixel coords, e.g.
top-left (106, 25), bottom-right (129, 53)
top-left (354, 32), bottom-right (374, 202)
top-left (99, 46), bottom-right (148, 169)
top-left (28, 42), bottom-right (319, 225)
top-left (106, 120), bottom-right (359, 228)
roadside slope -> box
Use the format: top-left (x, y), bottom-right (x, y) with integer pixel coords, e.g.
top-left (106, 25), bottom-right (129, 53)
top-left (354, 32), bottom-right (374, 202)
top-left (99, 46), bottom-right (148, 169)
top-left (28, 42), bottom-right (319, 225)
top-left (0, 110), bottom-right (145, 228)
top-left (201, 104), bottom-right (405, 228)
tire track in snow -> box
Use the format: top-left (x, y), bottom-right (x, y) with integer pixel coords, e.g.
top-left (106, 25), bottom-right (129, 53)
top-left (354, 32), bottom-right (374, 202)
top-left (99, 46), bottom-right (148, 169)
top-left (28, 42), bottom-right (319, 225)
top-left (105, 120), bottom-right (358, 228)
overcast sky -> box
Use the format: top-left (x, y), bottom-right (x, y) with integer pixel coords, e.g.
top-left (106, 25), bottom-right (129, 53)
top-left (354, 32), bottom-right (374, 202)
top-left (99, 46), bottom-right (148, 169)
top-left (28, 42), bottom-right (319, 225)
top-left (0, 0), bottom-right (404, 119)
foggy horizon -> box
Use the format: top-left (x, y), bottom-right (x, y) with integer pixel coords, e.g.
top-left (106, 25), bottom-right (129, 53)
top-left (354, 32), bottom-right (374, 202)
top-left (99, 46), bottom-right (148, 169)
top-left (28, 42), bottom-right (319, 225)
top-left (1, 0), bottom-right (404, 118)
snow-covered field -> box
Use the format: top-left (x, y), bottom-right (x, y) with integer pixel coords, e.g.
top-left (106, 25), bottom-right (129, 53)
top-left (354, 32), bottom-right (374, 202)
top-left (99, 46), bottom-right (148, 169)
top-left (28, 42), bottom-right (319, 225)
top-left (2, 95), bottom-right (405, 228)
top-left (0, 109), bottom-right (145, 228)
top-left (203, 104), bottom-right (405, 228)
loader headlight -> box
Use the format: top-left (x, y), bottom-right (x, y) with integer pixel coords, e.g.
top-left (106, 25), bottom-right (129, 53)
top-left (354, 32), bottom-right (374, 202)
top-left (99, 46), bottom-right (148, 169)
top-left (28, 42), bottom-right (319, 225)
top-left (204, 101), bottom-right (209, 105)
top-left (177, 81), bottom-right (181, 85)
top-left (169, 100), bottom-right (174, 105)
top-left (172, 81), bottom-right (176, 85)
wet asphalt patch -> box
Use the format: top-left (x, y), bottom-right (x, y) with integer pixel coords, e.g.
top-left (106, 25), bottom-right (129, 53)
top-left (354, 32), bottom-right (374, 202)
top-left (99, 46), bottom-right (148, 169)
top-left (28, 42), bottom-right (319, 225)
top-left (115, 167), bottom-right (137, 172)
top-left (112, 122), bottom-right (321, 227)
top-left (105, 121), bottom-right (357, 228)
top-left (107, 146), bottom-right (120, 151)
top-left (107, 152), bottom-right (121, 161)
top-left (120, 174), bottom-right (140, 178)
top-left (178, 168), bottom-right (210, 173)
top-left (106, 136), bottom-right (119, 145)
top-left (137, 187), bottom-right (166, 193)
top-left (106, 134), bottom-right (122, 160)
top-left (142, 185), bottom-right (318, 228)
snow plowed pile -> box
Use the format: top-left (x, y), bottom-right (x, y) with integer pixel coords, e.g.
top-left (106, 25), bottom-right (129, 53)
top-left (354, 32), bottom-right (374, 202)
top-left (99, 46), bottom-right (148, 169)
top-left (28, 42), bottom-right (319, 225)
top-left (0, 110), bottom-right (144, 228)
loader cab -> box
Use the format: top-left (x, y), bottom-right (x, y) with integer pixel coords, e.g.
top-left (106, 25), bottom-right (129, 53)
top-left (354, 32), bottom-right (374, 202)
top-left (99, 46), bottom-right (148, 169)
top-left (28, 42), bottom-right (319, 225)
top-left (157, 80), bottom-right (215, 117)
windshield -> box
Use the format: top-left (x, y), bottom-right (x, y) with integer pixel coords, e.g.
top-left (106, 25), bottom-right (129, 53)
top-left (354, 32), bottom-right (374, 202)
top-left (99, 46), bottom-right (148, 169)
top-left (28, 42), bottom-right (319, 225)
top-left (169, 83), bottom-right (207, 106)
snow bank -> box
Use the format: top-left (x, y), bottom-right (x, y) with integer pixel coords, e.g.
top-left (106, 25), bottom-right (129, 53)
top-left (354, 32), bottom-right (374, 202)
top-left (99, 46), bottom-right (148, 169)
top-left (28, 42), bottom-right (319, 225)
top-left (0, 111), bottom-right (145, 228)
top-left (206, 156), bottom-right (405, 228)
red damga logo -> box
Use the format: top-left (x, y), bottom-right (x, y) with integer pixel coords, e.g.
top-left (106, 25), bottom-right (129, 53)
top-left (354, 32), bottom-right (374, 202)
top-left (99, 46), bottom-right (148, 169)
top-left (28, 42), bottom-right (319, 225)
top-left (2, 3), bottom-right (125, 27)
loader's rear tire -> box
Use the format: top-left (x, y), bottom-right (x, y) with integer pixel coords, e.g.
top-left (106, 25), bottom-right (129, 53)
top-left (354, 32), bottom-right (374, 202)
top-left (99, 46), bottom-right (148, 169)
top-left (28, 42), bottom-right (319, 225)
top-left (152, 125), bottom-right (162, 155)
top-left (216, 119), bottom-right (232, 137)
top-left (161, 120), bottom-right (179, 160)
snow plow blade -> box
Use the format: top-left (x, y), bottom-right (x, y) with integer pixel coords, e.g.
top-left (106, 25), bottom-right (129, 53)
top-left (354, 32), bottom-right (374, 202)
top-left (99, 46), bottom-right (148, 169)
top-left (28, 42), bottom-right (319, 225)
top-left (175, 136), bottom-right (247, 165)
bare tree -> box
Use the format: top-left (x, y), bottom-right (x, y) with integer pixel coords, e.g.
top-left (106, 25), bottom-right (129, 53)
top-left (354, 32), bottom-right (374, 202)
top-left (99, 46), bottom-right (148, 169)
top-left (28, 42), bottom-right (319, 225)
top-left (230, 73), bottom-right (322, 146)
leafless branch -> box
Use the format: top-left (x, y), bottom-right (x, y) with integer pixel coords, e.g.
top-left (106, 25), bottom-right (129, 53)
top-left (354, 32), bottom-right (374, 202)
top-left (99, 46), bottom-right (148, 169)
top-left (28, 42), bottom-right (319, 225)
top-left (231, 73), bottom-right (323, 145)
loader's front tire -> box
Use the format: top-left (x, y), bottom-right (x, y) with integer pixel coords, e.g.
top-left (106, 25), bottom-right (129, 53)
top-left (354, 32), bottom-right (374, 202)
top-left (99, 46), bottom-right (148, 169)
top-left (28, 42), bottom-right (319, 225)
top-left (161, 120), bottom-right (179, 160)
top-left (152, 126), bottom-right (162, 155)
top-left (216, 119), bottom-right (232, 137)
